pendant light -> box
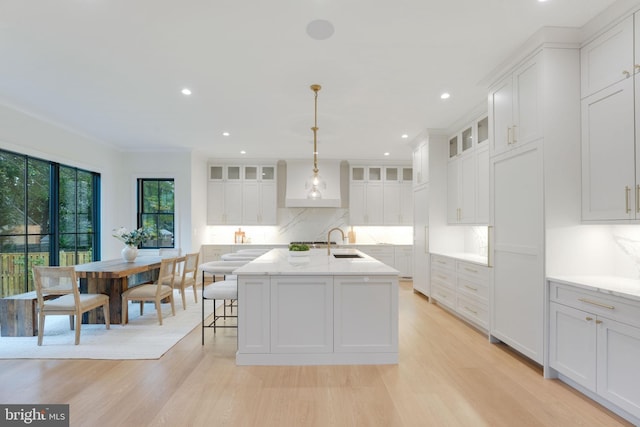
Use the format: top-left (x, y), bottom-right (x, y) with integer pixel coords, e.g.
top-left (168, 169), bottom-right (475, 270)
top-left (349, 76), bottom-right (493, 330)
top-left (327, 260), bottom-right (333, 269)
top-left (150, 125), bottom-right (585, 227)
top-left (306, 84), bottom-right (326, 199)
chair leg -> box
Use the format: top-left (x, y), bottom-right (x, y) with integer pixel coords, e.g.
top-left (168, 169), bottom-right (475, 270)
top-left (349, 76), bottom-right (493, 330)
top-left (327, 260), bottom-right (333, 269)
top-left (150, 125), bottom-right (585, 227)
top-left (121, 297), bottom-right (128, 326)
top-left (201, 293), bottom-right (205, 345)
top-left (140, 301), bottom-right (144, 316)
top-left (213, 298), bottom-right (217, 334)
top-left (103, 302), bottom-right (110, 329)
top-left (38, 313), bottom-right (45, 346)
top-left (192, 284), bottom-right (198, 303)
top-left (74, 314), bottom-right (81, 345)
top-left (156, 300), bottom-right (163, 325)
top-left (181, 288), bottom-right (187, 310)
top-left (169, 294), bottom-right (175, 317)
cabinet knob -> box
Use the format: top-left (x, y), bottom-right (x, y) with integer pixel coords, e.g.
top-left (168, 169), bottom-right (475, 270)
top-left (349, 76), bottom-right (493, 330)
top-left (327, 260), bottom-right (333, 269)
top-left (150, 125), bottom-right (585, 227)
top-left (585, 316), bottom-right (593, 321)
top-left (623, 70), bottom-right (631, 78)
top-left (595, 320), bottom-right (603, 325)
top-left (635, 64), bottom-right (640, 73)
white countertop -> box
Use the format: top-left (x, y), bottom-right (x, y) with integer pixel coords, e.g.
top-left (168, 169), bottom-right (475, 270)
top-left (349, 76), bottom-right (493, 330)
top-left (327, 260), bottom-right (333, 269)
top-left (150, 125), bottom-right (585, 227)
top-left (233, 248), bottom-right (399, 276)
top-left (430, 252), bottom-right (489, 266)
top-left (547, 275), bottom-right (640, 301)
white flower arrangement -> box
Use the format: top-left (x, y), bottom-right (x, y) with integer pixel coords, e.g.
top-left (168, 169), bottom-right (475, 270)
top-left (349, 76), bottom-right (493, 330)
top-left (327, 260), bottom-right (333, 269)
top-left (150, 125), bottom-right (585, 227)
top-left (112, 227), bottom-right (152, 246)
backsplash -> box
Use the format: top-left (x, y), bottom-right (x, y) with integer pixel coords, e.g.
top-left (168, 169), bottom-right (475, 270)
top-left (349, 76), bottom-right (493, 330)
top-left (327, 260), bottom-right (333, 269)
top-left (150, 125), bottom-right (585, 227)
top-left (205, 207), bottom-right (412, 245)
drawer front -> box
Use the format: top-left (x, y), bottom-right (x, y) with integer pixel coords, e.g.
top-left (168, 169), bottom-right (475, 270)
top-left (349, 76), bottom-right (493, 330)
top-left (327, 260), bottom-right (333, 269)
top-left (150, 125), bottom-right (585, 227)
top-left (432, 284), bottom-right (456, 310)
top-left (431, 254), bottom-right (455, 271)
top-left (456, 261), bottom-right (489, 282)
top-left (431, 268), bottom-right (456, 290)
top-left (550, 282), bottom-right (640, 329)
top-left (456, 294), bottom-right (488, 330)
top-left (457, 276), bottom-right (488, 303)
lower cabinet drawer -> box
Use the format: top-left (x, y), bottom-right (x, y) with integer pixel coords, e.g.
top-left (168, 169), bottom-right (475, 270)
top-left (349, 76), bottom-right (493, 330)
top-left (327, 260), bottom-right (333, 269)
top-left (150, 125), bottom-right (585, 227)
top-left (432, 284), bottom-right (456, 310)
top-left (456, 294), bottom-right (488, 330)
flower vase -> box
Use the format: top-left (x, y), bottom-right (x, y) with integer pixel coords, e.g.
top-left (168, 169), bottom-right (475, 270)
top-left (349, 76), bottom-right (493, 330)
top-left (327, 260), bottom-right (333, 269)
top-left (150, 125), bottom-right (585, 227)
top-left (121, 245), bottom-right (138, 262)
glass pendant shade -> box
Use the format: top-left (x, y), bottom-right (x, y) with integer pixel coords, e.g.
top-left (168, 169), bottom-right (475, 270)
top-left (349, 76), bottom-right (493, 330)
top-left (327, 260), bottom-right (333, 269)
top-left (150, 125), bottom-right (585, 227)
top-left (306, 171), bottom-right (326, 199)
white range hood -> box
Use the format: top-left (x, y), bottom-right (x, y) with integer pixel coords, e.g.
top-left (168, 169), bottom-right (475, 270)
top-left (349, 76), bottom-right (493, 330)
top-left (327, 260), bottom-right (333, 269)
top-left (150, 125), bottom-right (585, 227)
top-left (285, 159), bottom-right (342, 208)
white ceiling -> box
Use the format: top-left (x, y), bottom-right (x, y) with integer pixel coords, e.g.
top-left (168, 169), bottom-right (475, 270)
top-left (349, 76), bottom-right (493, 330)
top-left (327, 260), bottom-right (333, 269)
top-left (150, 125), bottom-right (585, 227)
top-left (0, 0), bottom-right (617, 161)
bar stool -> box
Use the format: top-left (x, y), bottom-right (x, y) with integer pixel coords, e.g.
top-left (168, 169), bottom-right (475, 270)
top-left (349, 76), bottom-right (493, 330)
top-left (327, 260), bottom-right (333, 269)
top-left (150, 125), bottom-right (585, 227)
top-left (200, 260), bottom-right (246, 345)
top-left (235, 248), bottom-right (270, 255)
top-left (220, 252), bottom-right (260, 261)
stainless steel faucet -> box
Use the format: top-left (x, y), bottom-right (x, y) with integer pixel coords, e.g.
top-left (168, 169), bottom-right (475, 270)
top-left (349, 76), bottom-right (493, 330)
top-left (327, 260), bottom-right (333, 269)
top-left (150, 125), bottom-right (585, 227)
top-left (327, 227), bottom-right (346, 255)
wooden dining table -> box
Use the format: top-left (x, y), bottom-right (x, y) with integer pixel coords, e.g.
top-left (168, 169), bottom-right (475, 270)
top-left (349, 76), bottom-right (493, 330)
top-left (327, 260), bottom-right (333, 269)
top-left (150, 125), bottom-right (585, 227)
top-left (75, 256), bottom-right (166, 324)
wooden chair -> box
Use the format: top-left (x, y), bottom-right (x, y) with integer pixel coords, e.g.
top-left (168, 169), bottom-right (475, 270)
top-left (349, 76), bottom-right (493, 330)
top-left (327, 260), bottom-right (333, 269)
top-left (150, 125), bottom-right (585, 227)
top-left (121, 257), bottom-right (176, 325)
top-left (172, 252), bottom-right (199, 310)
top-left (33, 266), bottom-right (110, 346)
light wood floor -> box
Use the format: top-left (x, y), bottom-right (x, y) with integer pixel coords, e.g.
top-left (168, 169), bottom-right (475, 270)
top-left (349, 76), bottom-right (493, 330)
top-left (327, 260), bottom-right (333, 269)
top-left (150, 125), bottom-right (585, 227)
top-left (0, 280), bottom-right (632, 427)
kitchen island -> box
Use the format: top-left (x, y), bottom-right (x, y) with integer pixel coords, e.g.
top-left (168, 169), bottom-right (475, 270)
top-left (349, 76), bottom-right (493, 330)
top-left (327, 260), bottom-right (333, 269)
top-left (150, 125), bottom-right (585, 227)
top-left (233, 248), bottom-right (399, 365)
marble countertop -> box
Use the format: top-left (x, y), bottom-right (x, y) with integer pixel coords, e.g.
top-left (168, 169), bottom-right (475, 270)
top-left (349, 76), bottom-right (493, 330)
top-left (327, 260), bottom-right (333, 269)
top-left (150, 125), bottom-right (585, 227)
top-left (430, 252), bottom-right (489, 266)
top-left (547, 275), bottom-right (640, 302)
top-left (233, 248), bottom-right (399, 276)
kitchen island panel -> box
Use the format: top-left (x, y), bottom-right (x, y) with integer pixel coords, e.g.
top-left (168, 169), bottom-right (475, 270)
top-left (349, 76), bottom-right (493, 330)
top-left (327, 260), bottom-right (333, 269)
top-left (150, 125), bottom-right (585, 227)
top-left (271, 276), bottom-right (333, 354)
top-left (238, 276), bottom-right (270, 354)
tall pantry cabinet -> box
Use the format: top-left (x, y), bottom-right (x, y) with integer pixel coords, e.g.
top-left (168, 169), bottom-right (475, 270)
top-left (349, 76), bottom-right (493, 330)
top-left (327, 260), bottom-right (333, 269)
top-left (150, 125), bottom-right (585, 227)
top-left (581, 14), bottom-right (640, 221)
top-left (488, 33), bottom-right (581, 364)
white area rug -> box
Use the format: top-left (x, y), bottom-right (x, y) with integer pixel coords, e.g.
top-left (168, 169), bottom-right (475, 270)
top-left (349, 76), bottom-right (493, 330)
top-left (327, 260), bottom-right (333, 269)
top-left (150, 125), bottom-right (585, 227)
top-left (0, 290), bottom-right (213, 360)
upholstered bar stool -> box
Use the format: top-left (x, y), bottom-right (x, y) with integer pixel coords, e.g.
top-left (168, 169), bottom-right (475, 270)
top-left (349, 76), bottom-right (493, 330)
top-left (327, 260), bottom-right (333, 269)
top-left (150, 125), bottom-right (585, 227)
top-left (202, 280), bottom-right (238, 344)
top-left (235, 248), bottom-right (270, 255)
top-left (199, 260), bottom-right (246, 286)
top-left (220, 252), bottom-right (260, 262)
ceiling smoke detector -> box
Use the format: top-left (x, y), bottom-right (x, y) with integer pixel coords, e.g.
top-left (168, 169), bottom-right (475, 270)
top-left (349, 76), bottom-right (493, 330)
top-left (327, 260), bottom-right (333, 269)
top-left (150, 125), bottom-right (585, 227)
top-left (306, 19), bottom-right (335, 40)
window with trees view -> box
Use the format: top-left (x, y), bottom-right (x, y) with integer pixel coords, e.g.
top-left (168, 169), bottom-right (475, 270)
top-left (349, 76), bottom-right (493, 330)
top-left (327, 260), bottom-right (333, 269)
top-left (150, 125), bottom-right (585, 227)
top-left (0, 149), bottom-right (100, 298)
top-left (138, 178), bottom-right (175, 249)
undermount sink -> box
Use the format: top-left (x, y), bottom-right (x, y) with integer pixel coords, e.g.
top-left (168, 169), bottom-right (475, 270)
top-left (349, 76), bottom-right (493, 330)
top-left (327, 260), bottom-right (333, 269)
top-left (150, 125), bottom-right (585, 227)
top-left (333, 254), bottom-right (363, 259)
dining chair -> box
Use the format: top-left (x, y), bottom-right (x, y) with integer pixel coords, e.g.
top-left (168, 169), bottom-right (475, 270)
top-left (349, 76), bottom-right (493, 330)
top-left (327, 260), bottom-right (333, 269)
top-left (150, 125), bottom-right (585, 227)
top-left (121, 257), bottom-right (176, 325)
top-left (172, 252), bottom-right (199, 310)
top-left (33, 266), bottom-right (110, 345)
top-left (159, 248), bottom-right (182, 275)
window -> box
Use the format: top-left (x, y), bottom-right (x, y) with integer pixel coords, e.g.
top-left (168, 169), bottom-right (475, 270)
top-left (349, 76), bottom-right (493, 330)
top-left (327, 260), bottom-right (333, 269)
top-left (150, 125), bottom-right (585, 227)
top-left (137, 178), bottom-right (175, 249)
top-left (0, 149), bottom-right (100, 297)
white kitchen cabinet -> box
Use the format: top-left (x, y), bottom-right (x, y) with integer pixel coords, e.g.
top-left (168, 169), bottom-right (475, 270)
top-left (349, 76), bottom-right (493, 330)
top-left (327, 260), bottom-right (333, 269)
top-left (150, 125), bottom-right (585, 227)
top-left (383, 167), bottom-right (413, 225)
top-left (491, 142), bottom-right (544, 363)
top-left (412, 142), bottom-right (429, 187)
top-left (580, 14), bottom-right (640, 221)
top-left (581, 15), bottom-right (634, 98)
top-left (412, 185), bottom-right (429, 296)
top-left (358, 245), bottom-right (395, 267)
top-left (431, 254), bottom-right (489, 331)
top-left (394, 245), bottom-right (413, 278)
top-left (237, 275), bottom-right (271, 354)
top-left (207, 164), bottom-right (277, 225)
top-left (350, 164), bottom-right (411, 225)
top-left (270, 276), bottom-right (333, 354)
top-left (548, 280), bottom-right (640, 422)
top-left (430, 254), bottom-right (457, 312)
top-left (242, 166), bottom-right (277, 225)
top-left (200, 245), bottom-right (233, 263)
top-left (489, 54), bottom-right (540, 156)
top-left (334, 275), bottom-right (398, 353)
top-left (447, 115), bottom-right (490, 225)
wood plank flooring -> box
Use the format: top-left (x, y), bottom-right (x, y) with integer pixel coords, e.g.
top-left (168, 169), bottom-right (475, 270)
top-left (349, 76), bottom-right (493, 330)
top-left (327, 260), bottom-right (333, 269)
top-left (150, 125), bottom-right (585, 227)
top-left (0, 280), bottom-right (632, 426)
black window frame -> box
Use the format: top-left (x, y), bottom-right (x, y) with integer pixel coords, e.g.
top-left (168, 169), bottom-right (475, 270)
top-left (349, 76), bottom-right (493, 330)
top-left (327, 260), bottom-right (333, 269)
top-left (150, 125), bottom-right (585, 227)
top-left (137, 178), bottom-right (175, 249)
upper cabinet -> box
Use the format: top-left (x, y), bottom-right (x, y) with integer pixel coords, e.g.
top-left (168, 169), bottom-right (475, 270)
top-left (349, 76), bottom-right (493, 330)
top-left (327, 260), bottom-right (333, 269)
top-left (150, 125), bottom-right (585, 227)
top-left (581, 15), bottom-right (634, 98)
top-left (350, 164), bottom-right (412, 225)
top-left (489, 55), bottom-right (541, 156)
top-left (207, 164), bottom-right (277, 225)
top-left (581, 14), bottom-right (640, 221)
top-left (447, 115), bottom-right (489, 225)
top-left (412, 141), bottom-right (429, 187)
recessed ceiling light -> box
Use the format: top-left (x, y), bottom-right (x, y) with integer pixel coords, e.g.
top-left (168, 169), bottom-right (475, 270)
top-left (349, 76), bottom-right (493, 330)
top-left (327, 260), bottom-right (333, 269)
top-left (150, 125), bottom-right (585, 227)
top-left (181, 88), bottom-right (192, 95)
top-left (384, 152), bottom-right (390, 156)
top-left (306, 19), bottom-right (335, 40)
top-left (240, 150), bottom-right (246, 155)
top-left (222, 132), bottom-right (230, 136)
top-left (401, 134), bottom-right (409, 139)
top-left (440, 92), bottom-right (450, 100)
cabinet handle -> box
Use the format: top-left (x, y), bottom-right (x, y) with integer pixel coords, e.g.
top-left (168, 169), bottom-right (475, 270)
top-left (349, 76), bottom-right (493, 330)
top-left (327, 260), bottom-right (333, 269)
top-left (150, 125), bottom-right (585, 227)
top-left (437, 274), bottom-right (448, 280)
top-left (487, 226), bottom-right (493, 268)
top-left (623, 70), bottom-right (631, 78)
top-left (636, 184), bottom-right (640, 213)
top-left (437, 260), bottom-right (447, 265)
top-left (507, 127), bottom-right (512, 145)
top-left (424, 226), bottom-right (429, 254)
top-left (585, 316), bottom-right (593, 321)
top-left (464, 306), bottom-right (478, 315)
top-left (578, 298), bottom-right (615, 310)
top-left (512, 125), bottom-right (517, 143)
top-left (596, 320), bottom-right (603, 325)
top-left (625, 186), bottom-right (631, 214)
top-left (457, 208), bottom-right (461, 221)
top-left (464, 267), bottom-right (478, 273)
top-left (464, 284), bottom-right (478, 292)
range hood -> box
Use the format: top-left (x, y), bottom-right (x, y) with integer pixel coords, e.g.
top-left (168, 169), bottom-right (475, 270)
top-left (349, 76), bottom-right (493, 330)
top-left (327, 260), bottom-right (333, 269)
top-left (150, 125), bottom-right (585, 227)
top-left (285, 159), bottom-right (342, 208)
